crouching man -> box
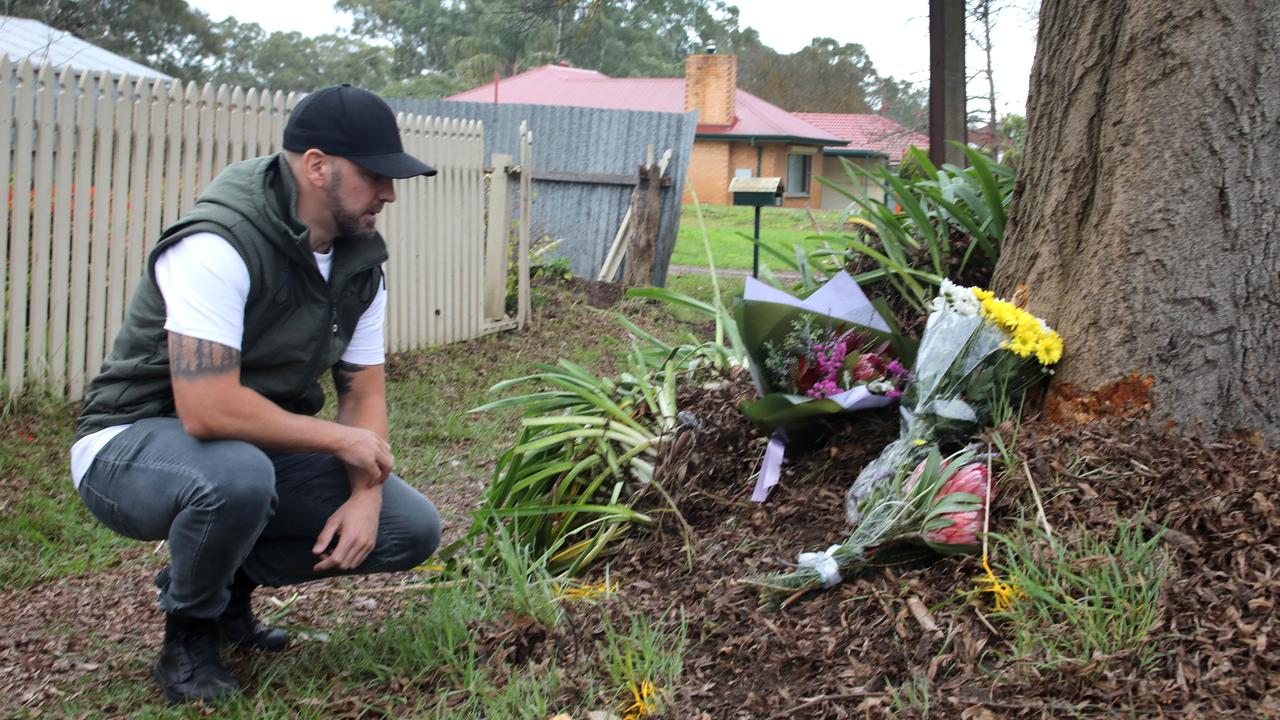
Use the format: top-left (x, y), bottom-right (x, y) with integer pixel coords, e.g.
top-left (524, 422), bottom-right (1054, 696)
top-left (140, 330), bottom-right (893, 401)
top-left (70, 85), bottom-right (442, 703)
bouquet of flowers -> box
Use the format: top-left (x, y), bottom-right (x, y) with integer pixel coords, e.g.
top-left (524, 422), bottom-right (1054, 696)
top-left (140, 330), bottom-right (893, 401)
top-left (845, 279), bottom-right (1063, 521)
top-left (735, 272), bottom-right (913, 501)
top-left (759, 317), bottom-right (907, 402)
top-left (748, 446), bottom-right (990, 608)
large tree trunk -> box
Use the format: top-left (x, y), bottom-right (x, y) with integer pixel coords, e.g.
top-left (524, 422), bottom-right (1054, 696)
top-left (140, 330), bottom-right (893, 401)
top-left (993, 0), bottom-right (1280, 442)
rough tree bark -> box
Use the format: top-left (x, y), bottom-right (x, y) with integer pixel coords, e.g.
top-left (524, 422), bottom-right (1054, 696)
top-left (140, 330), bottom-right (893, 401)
top-left (993, 0), bottom-right (1279, 442)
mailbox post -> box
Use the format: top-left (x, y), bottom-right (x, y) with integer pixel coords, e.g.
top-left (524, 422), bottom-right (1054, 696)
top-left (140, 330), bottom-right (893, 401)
top-left (728, 177), bottom-right (784, 278)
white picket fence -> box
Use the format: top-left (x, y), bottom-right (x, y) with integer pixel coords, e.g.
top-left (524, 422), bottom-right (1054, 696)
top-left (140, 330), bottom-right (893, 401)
top-left (0, 57), bottom-right (528, 401)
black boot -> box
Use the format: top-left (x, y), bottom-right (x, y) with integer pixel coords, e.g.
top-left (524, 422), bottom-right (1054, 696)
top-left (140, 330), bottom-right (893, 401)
top-left (154, 566), bottom-right (290, 652)
top-left (218, 569), bottom-right (291, 652)
top-left (154, 614), bottom-right (240, 704)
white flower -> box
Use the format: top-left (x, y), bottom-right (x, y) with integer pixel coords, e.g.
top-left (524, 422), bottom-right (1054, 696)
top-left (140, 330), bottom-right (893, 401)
top-left (866, 379), bottom-right (894, 394)
top-left (932, 278), bottom-right (980, 317)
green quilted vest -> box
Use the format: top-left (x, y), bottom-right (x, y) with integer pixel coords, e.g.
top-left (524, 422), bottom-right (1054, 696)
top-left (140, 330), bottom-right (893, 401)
top-left (76, 153), bottom-right (388, 440)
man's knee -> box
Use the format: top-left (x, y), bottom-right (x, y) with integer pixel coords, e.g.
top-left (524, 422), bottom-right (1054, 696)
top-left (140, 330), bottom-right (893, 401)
top-left (398, 502), bottom-right (442, 569)
top-left (380, 480), bottom-right (441, 571)
top-left (193, 445), bottom-right (277, 515)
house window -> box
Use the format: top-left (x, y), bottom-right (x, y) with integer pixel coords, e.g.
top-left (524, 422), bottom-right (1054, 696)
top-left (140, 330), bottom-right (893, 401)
top-left (786, 153), bottom-right (811, 196)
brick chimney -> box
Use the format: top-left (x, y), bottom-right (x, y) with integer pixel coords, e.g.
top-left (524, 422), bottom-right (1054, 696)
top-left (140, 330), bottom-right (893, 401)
top-left (684, 50), bottom-right (736, 126)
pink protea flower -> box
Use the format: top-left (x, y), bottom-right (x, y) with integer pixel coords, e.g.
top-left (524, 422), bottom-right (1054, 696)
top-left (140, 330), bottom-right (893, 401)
top-left (901, 458), bottom-right (928, 498)
top-left (901, 453), bottom-right (962, 498)
top-left (923, 463), bottom-right (989, 552)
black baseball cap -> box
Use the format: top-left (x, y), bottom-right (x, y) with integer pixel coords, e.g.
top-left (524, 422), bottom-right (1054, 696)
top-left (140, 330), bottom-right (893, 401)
top-left (283, 84), bottom-right (436, 179)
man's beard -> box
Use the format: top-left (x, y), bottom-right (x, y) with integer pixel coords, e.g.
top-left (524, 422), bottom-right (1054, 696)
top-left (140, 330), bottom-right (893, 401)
top-left (325, 167), bottom-right (379, 241)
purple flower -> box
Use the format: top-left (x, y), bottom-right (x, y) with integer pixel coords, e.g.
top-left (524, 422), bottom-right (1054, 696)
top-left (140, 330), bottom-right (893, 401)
top-left (885, 359), bottom-right (906, 378)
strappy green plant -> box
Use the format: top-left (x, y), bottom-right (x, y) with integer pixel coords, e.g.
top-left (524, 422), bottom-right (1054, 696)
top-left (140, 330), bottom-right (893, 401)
top-left (813, 143), bottom-right (1016, 313)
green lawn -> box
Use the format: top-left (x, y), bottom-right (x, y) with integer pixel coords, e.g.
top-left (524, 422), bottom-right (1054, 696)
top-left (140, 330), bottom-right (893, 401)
top-left (669, 203), bottom-right (848, 270)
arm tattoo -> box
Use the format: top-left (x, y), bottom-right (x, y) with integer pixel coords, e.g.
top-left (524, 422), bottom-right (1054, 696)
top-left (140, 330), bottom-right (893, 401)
top-left (168, 335), bottom-right (240, 378)
top-left (333, 360), bottom-right (367, 396)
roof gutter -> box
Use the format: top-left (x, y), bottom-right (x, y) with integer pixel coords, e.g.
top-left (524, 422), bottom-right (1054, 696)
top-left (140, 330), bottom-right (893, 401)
top-left (822, 149), bottom-right (890, 159)
top-left (696, 132), bottom-right (849, 147)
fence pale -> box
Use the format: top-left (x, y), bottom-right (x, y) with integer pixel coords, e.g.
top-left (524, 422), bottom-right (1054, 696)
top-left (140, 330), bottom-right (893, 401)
top-left (7, 59), bottom-right (36, 394)
top-left (49, 66), bottom-right (77, 388)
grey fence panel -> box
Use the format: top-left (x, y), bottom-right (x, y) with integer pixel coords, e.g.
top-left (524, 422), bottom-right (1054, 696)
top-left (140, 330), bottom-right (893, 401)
top-left (388, 99), bottom-right (696, 286)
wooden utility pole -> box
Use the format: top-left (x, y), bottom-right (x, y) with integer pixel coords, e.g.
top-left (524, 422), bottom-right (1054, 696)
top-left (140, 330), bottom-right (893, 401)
top-left (929, 0), bottom-right (967, 166)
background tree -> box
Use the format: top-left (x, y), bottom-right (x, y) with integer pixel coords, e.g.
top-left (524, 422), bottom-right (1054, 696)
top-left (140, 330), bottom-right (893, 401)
top-left (7, 0), bottom-right (930, 117)
top-left (966, 0), bottom-right (999, 156)
top-left (870, 75), bottom-right (929, 131)
top-left (992, 0), bottom-right (1279, 442)
top-left (2, 0), bottom-right (219, 79)
top-left (336, 0), bottom-right (462, 77)
top-left (203, 18), bottom-right (393, 92)
top-left (733, 35), bottom-right (877, 113)
top-left (379, 73), bottom-right (470, 99)
top-left (556, 0), bottom-right (738, 78)
top-left (335, 0), bottom-right (738, 83)
top-left (997, 112), bottom-right (1025, 166)
top-left (441, 0), bottom-right (558, 86)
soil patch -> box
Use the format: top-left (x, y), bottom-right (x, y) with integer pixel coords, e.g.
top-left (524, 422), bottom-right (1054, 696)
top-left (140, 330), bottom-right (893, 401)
top-left (574, 277), bottom-right (625, 309)
top-left (581, 399), bottom-right (1280, 718)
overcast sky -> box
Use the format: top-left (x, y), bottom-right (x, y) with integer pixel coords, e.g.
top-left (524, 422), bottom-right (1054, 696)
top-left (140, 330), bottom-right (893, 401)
top-left (187, 0), bottom-right (1038, 116)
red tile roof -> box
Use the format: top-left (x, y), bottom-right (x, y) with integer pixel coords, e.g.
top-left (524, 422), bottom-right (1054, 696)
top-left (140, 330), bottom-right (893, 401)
top-left (447, 64), bottom-right (844, 145)
top-left (794, 112), bottom-right (929, 163)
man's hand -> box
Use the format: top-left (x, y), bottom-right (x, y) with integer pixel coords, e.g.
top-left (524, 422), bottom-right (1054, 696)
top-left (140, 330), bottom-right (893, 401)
top-left (312, 490), bottom-right (382, 572)
top-left (334, 427), bottom-right (393, 489)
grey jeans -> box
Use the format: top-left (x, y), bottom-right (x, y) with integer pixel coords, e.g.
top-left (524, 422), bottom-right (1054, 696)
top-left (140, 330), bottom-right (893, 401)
top-left (77, 417), bottom-right (442, 619)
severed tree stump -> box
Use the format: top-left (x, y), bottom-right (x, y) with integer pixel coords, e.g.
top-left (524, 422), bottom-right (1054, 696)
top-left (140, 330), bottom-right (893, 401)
top-left (621, 162), bottom-right (664, 287)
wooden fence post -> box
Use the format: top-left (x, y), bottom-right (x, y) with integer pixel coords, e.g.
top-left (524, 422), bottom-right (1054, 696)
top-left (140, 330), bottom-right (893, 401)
top-left (517, 123), bottom-right (532, 330)
top-left (29, 63), bottom-right (55, 385)
top-left (124, 76), bottom-right (152, 305)
top-left (50, 66), bottom-right (77, 392)
top-left (85, 68), bottom-right (114, 386)
top-left (68, 69), bottom-right (94, 398)
top-left (105, 73), bottom-right (134, 347)
top-left (7, 59), bottom-right (36, 395)
top-left (621, 161), bottom-right (663, 287)
top-left (485, 153), bottom-right (513, 321)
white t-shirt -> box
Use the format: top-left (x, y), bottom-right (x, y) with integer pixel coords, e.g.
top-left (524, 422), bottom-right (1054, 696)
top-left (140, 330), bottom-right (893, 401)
top-left (70, 232), bottom-right (387, 487)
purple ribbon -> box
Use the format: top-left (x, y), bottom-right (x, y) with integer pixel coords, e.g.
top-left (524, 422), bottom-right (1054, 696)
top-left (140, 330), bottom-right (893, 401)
top-left (751, 431), bottom-right (788, 502)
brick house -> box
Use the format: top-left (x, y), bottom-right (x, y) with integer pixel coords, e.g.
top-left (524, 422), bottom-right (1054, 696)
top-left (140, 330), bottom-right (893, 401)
top-left (794, 113), bottom-right (931, 211)
top-left (447, 53), bottom-right (848, 208)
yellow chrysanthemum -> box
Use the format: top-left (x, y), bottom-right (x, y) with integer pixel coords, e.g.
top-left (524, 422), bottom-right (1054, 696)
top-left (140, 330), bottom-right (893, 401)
top-left (553, 578), bottom-right (618, 600)
top-left (621, 680), bottom-right (658, 719)
top-left (978, 557), bottom-right (1025, 611)
top-left (970, 288), bottom-right (1063, 367)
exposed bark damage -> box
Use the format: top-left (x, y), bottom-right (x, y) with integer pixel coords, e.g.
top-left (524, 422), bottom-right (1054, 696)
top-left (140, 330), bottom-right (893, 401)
top-left (994, 0), bottom-right (1279, 444)
top-left (1044, 372), bottom-right (1155, 424)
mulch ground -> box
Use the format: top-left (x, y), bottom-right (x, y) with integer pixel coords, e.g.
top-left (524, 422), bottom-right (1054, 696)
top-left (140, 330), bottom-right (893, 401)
top-left (564, 374), bottom-right (1280, 718)
top-left (3, 279), bottom-right (1278, 718)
